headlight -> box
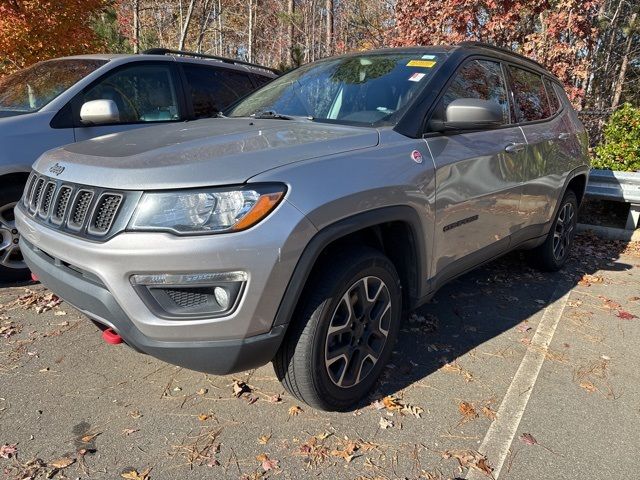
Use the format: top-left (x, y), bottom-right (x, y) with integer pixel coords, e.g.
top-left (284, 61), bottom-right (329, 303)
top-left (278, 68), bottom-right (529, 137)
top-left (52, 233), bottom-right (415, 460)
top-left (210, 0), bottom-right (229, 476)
top-left (128, 184), bottom-right (286, 234)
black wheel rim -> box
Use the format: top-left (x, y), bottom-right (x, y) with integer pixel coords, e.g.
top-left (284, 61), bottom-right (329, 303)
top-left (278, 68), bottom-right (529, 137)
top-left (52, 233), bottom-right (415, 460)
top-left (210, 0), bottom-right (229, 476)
top-left (552, 201), bottom-right (575, 261)
top-left (0, 202), bottom-right (25, 270)
top-left (324, 276), bottom-right (392, 388)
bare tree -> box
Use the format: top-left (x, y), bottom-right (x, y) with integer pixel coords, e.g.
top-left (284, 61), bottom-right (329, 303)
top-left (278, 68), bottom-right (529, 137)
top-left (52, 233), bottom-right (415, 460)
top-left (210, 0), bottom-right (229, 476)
top-left (178, 0), bottom-right (197, 50)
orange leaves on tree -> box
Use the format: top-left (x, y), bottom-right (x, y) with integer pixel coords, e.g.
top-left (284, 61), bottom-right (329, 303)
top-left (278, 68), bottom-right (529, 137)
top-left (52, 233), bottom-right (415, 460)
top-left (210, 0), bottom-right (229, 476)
top-left (0, 0), bottom-right (107, 76)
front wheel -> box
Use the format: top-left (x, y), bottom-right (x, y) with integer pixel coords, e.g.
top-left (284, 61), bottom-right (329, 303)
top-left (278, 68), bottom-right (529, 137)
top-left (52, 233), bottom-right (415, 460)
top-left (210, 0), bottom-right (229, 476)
top-left (0, 185), bottom-right (30, 283)
top-left (528, 190), bottom-right (578, 272)
top-left (273, 247), bottom-right (402, 411)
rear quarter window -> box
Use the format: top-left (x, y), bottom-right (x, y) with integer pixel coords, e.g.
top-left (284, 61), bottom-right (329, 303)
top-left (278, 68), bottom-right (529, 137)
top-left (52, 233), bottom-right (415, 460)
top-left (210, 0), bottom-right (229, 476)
top-left (508, 66), bottom-right (552, 122)
top-left (543, 78), bottom-right (561, 113)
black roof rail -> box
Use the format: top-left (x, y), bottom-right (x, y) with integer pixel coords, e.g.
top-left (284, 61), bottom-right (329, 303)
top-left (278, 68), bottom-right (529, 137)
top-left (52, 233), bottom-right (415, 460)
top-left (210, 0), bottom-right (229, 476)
top-left (141, 48), bottom-right (280, 75)
top-left (457, 41), bottom-right (547, 70)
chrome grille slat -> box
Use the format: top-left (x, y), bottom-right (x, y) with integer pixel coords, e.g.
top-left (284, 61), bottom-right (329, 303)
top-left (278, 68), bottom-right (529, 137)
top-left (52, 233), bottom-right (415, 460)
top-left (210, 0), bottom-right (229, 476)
top-left (38, 182), bottom-right (56, 219)
top-left (68, 190), bottom-right (94, 231)
top-left (88, 194), bottom-right (123, 235)
top-left (23, 173), bottom-right (37, 207)
top-left (29, 178), bottom-right (45, 213)
top-left (51, 186), bottom-right (73, 225)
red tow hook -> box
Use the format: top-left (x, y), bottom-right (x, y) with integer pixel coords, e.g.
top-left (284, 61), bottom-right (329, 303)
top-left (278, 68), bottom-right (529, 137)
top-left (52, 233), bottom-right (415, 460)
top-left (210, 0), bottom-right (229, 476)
top-left (102, 328), bottom-right (123, 345)
top-left (31, 272), bottom-right (39, 282)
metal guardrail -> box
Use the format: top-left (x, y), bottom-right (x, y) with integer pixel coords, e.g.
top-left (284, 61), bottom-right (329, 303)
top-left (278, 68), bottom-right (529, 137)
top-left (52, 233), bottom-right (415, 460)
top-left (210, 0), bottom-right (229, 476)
top-left (586, 168), bottom-right (640, 230)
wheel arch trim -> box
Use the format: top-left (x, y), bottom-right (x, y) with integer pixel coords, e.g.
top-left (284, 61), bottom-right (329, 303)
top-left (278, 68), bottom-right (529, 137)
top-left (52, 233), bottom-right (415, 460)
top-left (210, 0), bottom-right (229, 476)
top-left (272, 205), bottom-right (427, 328)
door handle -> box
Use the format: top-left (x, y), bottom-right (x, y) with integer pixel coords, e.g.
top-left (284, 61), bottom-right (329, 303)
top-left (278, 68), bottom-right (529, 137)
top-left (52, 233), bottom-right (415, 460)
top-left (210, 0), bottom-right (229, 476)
top-left (505, 142), bottom-right (526, 153)
top-left (558, 132), bottom-right (571, 140)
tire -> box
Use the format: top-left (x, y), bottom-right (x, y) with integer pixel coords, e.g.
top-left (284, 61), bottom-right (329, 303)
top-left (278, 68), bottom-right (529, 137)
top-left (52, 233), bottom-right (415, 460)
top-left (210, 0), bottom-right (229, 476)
top-left (0, 184), bottom-right (30, 283)
top-left (273, 246), bottom-right (402, 411)
top-left (528, 190), bottom-right (578, 272)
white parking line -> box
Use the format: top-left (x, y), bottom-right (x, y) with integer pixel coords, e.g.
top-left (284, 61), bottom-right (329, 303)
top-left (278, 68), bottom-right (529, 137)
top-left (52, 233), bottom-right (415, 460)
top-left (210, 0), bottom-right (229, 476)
top-left (466, 284), bottom-right (572, 480)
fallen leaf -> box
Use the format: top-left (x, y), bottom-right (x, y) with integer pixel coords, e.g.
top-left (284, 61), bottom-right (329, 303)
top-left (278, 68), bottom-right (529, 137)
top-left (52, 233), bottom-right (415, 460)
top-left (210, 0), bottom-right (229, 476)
top-left (196, 388), bottom-right (208, 396)
top-left (258, 434), bottom-right (271, 445)
top-left (516, 323), bottom-right (532, 333)
top-left (232, 380), bottom-right (250, 398)
top-left (378, 417), bottom-right (394, 429)
top-left (616, 310), bottom-right (638, 320)
top-left (579, 381), bottom-right (598, 393)
top-left (120, 467), bottom-right (152, 480)
top-left (481, 406), bottom-right (497, 421)
top-left (288, 405), bottom-right (303, 416)
top-left (0, 444), bottom-right (17, 459)
top-left (128, 410), bottom-right (142, 419)
top-left (578, 274), bottom-right (604, 286)
top-left (442, 449), bottom-right (492, 476)
top-left (268, 393), bottom-right (281, 403)
top-left (256, 453), bottom-right (279, 471)
top-left (123, 428), bottom-right (139, 436)
top-left (198, 413), bottom-right (210, 422)
top-left (81, 432), bottom-right (100, 443)
top-left (49, 457), bottom-right (75, 469)
top-left (54, 310), bottom-right (67, 316)
top-left (458, 401), bottom-right (478, 424)
top-left (519, 432), bottom-right (538, 445)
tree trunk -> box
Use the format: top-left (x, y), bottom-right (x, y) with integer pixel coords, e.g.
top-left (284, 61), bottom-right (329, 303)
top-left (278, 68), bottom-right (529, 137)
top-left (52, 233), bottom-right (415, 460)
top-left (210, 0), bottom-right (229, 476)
top-left (326, 0), bottom-right (333, 56)
top-left (288, 0), bottom-right (294, 62)
top-left (132, 0), bottom-right (140, 53)
top-left (611, 12), bottom-right (637, 109)
top-left (248, 0), bottom-right (254, 62)
top-left (179, 0), bottom-right (197, 50)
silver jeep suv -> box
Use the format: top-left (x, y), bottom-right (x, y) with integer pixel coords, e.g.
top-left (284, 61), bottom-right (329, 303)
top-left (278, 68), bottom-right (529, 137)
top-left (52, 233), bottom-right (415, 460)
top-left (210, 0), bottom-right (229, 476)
top-left (15, 43), bottom-right (589, 410)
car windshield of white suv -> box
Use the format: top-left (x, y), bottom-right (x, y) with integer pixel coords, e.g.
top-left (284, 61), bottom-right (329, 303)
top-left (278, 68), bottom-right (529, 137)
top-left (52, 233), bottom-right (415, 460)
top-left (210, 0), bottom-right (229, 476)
top-left (0, 59), bottom-right (107, 114)
top-left (227, 53), bottom-right (444, 126)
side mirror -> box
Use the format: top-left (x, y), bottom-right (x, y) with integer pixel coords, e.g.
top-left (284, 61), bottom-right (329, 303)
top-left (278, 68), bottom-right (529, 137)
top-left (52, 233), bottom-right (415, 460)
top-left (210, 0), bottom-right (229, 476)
top-left (436, 98), bottom-right (504, 131)
top-left (80, 99), bottom-right (119, 125)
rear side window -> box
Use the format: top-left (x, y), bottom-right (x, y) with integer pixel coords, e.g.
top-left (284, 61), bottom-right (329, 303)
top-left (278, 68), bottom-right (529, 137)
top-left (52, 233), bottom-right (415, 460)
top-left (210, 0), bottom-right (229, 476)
top-left (183, 65), bottom-right (255, 119)
top-left (508, 66), bottom-right (551, 122)
top-left (442, 59), bottom-right (510, 124)
top-left (252, 74), bottom-right (274, 87)
top-left (544, 78), bottom-right (561, 113)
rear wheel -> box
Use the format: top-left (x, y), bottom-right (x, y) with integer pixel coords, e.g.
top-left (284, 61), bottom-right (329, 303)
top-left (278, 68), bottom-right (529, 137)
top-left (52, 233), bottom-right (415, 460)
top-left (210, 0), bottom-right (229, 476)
top-left (273, 247), bottom-right (402, 411)
top-left (528, 190), bottom-right (578, 272)
top-left (0, 185), bottom-right (30, 283)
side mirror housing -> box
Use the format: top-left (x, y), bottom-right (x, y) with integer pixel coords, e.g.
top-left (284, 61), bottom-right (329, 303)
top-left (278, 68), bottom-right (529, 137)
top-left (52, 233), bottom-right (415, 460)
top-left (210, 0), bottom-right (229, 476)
top-left (432, 98), bottom-right (504, 131)
top-left (80, 99), bottom-right (120, 125)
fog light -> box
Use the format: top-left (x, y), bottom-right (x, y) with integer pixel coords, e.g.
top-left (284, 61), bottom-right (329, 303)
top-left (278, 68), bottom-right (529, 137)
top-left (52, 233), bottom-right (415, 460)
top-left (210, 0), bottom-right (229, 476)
top-left (130, 271), bottom-right (246, 319)
top-left (214, 287), bottom-right (229, 309)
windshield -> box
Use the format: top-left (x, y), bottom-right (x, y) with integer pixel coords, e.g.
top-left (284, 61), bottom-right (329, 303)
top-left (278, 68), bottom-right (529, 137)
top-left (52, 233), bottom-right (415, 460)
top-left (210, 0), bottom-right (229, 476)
top-left (0, 59), bottom-right (107, 114)
top-left (227, 52), bottom-right (444, 126)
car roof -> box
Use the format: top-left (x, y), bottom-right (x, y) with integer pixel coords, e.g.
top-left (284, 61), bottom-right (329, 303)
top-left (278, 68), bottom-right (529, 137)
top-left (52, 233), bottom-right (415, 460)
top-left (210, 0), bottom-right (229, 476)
top-left (313, 43), bottom-right (557, 81)
top-left (46, 53), bottom-right (278, 78)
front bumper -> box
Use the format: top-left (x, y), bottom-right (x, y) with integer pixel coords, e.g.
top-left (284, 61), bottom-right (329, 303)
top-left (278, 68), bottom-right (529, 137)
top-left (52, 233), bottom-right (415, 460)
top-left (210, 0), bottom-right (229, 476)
top-left (16, 200), bottom-right (316, 374)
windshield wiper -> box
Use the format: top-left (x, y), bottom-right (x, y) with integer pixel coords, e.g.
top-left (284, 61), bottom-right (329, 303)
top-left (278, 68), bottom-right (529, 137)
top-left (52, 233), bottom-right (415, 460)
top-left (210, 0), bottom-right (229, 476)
top-left (251, 110), bottom-right (293, 120)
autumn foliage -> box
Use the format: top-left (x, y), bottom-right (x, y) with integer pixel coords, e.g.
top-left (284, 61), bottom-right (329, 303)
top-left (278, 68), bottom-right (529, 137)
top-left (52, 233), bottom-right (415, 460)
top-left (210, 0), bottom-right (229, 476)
top-left (0, 0), bottom-right (106, 76)
top-left (391, 0), bottom-right (602, 103)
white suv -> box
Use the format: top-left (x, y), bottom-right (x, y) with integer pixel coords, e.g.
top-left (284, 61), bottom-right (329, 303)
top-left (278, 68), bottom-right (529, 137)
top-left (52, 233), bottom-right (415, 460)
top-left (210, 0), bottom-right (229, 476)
top-left (0, 49), bottom-right (277, 281)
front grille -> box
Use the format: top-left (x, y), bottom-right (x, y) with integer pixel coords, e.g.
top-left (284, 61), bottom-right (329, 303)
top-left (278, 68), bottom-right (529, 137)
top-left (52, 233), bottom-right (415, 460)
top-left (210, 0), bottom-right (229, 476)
top-left (19, 171), bottom-right (140, 240)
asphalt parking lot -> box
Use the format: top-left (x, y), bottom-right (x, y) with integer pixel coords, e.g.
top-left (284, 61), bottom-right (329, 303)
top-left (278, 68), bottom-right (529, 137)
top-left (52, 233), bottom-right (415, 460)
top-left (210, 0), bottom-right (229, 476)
top-left (1, 231), bottom-right (639, 480)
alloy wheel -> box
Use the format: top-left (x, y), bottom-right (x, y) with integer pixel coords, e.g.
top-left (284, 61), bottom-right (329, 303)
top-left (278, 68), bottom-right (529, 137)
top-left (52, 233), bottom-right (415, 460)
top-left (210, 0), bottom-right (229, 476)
top-left (324, 276), bottom-right (392, 388)
top-left (0, 202), bottom-right (25, 270)
top-left (552, 201), bottom-right (575, 261)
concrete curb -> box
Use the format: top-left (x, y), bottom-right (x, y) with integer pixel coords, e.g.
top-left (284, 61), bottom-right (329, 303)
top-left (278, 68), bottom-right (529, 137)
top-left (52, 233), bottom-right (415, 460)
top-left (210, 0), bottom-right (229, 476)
top-left (577, 223), bottom-right (640, 242)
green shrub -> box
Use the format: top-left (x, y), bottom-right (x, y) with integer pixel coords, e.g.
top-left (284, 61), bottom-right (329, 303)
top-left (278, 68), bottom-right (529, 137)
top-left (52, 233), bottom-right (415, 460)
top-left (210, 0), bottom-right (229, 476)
top-left (593, 103), bottom-right (640, 172)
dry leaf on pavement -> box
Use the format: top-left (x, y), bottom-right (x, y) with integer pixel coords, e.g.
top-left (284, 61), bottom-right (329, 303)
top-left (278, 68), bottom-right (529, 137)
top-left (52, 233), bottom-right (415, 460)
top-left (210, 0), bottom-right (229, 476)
top-left (0, 444), bottom-right (17, 459)
top-left (288, 405), bottom-right (303, 416)
top-left (120, 467), bottom-right (152, 480)
top-left (379, 417), bottom-right (394, 429)
top-left (256, 453), bottom-right (279, 471)
top-left (519, 433), bottom-right (538, 445)
top-left (48, 457), bottom-right (75, 469)
top-left (442, 449), bottom-right (493, 476)
top-left (481, 406), bottom-right (497, 421)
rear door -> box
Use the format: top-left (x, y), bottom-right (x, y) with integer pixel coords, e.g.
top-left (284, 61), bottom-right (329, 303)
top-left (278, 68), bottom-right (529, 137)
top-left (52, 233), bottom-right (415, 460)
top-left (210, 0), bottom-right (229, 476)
top-left (181, 65), bottom-right (256, 119)
top-left (425, 58), bottom-right (527, 283)
top-left (508, 66), bottom-right (572, 229)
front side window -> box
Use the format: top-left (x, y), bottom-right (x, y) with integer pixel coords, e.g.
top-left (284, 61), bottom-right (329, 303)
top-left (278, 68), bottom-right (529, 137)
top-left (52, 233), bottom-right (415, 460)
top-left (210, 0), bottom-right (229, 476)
top-left (183, 65), bottom-right (255, 119)
top-left (508, 66), bottom-right (551, 122)
top-left (0, 59), bottom-right (106, 115)
top-left (80, 64), bottom-right (181, 124)
top-left (227, 53), bottom-right (445, 126)
top-left (442, 59), bottom-right (510, 124)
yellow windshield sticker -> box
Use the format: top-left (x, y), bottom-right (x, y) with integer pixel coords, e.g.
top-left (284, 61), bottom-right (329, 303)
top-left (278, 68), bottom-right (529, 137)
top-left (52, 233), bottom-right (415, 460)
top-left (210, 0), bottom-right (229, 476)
top-left (407, 59), bottom-right (436, 68)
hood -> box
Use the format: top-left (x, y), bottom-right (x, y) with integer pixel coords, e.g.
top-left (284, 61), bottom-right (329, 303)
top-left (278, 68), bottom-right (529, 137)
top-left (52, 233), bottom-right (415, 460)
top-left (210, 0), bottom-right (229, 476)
top-left (33, 118), bottom-right (379, 189)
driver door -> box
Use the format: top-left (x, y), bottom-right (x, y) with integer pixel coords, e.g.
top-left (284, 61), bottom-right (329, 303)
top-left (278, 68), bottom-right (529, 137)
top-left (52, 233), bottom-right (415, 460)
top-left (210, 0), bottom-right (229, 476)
top-left (425, 58), bottom-right (527, 283)
top-left (73, 63), bottom-right (184, 142)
